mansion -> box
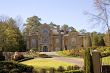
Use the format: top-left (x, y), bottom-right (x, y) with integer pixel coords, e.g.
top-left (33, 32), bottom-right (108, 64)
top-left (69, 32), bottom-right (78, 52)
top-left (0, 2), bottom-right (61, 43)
top-left (27, 24), bottom-right (85, 52)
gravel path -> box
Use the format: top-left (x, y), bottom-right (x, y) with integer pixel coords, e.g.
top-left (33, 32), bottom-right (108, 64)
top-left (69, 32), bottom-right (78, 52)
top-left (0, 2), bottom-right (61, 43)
top-left (40, 52), bottom-right (84, 67)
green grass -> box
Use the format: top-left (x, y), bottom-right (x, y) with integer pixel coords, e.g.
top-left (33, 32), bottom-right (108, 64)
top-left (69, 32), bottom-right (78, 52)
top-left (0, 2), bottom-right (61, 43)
top-left (102, 56), bottom-right (110, 65)
top-left (21, 58), bottom-right (74, 70)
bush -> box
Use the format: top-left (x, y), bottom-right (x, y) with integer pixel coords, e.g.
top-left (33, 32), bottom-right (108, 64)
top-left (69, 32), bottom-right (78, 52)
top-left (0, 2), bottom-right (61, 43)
top-left (39, 54), bottom-right (52, 58)
top-left (39, 68), bottom-right (47, 73)
top-left (0, 69), bottom-right (9, 73)
top-left (84, 48), bottom-right (93, 73)
top-left (58, 48), bottom-right (84, 58)
top-left (0, 61), bottom-right (34, 73)
top-left (24, 51), bottom-right (39, 58)
top-left (57, 66), bottom-right (65, 72)
top-left (67, 66), bottom-right (74, 70)
top-left (10, 69), bottom-right (20, 73)
top-left (0, 52), bottom-right (5, 61)
top-left (101, 52), bottom-right (110, 57)
top-left (65, 70), bottom-right (84, 73)
top-left (73, 65), bottom-right (80, 70)
top-left (49, 67), bottom-right (56, 73)
top-left (17, 57), bottom-right (34, 62)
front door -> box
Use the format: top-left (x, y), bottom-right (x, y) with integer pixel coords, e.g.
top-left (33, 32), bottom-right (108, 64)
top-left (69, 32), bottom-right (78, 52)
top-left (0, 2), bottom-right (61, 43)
top-left (43, 46), bottom-right (48, 52)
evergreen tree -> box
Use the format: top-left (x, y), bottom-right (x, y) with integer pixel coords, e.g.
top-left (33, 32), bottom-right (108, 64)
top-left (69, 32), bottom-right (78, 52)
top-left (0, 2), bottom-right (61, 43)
top-left (91, 32), bottom-right (99, 47)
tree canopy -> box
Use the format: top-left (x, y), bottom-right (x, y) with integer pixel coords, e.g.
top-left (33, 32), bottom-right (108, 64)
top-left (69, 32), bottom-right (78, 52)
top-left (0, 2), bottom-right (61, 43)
top-left (0, 16), bottom-right (25, 52)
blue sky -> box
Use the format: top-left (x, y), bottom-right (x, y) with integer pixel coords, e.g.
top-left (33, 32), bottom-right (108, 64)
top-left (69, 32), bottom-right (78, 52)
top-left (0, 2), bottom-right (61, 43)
top-left (0, 0), bottom-right (107, 32)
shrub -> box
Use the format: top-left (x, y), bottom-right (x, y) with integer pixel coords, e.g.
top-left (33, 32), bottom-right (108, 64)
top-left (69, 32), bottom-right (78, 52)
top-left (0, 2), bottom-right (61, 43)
top-left (67, 66), bottom-right (74, 70)
top-left (57, 66), bottom-right (65, 72)
top-left (24, 51), bottom-right (39, 58)
top-left (101, 52), bottom-right (110, 57)
top-left (17, 57), bottom-right (34, 62)
top-left (84, 48), bottom-right (93, 73)
top-left (0, 61), bottom-right (34, 73)
top-left (39, 68), bottom-right (47, 73)
top-left (39, 54), bottom-right (52, 58)
top-left (73, 65), bottom-right (80, 70)
top-left (10, 69), bottom-right (20, 73)
top-left (49, 67), bottom-right (56, 73)
top-left (65, 70), bottom-right (84, 73)
top-left (0, 69), bottom-right (9, 73)
top-left (58, 48), bottom-right (84, 58)
top-left (0, 52), bottom-right (5, 61)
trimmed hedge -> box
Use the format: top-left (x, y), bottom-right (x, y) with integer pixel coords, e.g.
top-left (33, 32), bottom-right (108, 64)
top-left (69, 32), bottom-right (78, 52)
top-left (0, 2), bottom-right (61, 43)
top-left (65, 70), bottom-right (84, 73)
top-left (39, 54), bottom-right (52, 58)
top-left (0, 61), bottom-right (34, 73)
top-left (17, 57), bottom-right (34, 62)
top-left (84, 48), bottom-right (93, 73)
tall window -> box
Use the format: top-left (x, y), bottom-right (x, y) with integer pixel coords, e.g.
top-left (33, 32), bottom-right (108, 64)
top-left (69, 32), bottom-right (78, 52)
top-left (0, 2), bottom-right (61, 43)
top-left (31, 38), bottom-right (36, 48)
top-left (42, 28), bottom-right (49, 44)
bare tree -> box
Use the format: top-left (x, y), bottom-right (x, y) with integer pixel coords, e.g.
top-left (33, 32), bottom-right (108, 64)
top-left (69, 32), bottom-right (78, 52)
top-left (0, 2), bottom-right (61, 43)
top-left (85, 0), bottom-right (110, 46)
top-left (94, 0), bottom-right (110, 31)
top-left (85, 0), bottom-right (110, 32)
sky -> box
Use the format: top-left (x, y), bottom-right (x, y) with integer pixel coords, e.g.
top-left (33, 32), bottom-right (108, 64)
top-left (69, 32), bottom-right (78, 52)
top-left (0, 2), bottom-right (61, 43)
top-left (0, 0), bottom-right (107, 32)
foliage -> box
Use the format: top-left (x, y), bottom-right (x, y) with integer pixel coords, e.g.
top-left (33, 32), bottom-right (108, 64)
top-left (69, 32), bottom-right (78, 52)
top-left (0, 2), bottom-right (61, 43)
top-left (90, 46), bottom-right (110, 57)
top-left (61, 24), bottom-right (77, 32)
top-left (39, 68), bottom-right (47, 73)
top-left (79, 29), bottom-right (87, 35)
top-left (104, 33), bottom-right (110, 46)
top-left (24, 16), bottom-right (41, 35)
top-left (0, 52), bottom-right (5, 61)
top-left (17, 57), bottom-right (34, 62)
top-left (61, 24), bottom-right (69, 31)
top-left (73, 65), bottom-right (80, 70)
top-left (65, 70), bottom-right (84, 73)
top-left (23, 51), bottom-right (39, 58)
top-left (91, 32), bottom-right (99, 47)
top-left (39, 54), bottom-right (52, 58)
top-left (57, 48), bottom-right (84, 57)
top-left (67, 66), bottom-right (74, 70)
top-left (102, 56), bottom-right (110, 65)
top-left (0, 17), bottom-right (26, 52)
top-left (49, 22), bottom-right (57, 29)
top-left (57, 66), bottom-right (65, 72)
top-left (49, 67), bottom-right (56, 73)
top-left (84, 33), bottom-right (92, 47)
top-left (0, 61), bottom-right (34, 73)
top-left (84, 48), bottom-right (93, 73)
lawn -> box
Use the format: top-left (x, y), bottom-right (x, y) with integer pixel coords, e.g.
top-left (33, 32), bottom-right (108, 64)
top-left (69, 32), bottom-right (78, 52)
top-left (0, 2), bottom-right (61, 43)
top-left (102, 56), bottom-right (110, 65)
top-left (21, 58), bottom-right (74, 70)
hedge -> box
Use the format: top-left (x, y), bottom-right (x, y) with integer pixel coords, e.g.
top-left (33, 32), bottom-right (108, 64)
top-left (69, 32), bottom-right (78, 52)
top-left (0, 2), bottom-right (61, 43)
top-left (65, 70), bottom-right (84, 73)
top-left (0, 61), bottom-right (34, 73)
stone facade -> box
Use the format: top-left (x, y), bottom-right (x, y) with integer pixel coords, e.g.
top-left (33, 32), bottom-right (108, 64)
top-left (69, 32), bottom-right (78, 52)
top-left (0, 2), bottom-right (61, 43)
top-left (27, 23), bottom-right (84, 52)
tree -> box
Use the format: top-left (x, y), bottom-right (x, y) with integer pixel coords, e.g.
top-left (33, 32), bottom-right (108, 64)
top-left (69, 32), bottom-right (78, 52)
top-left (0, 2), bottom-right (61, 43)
top-left (68, 26), bottom-right (77, 32)
top-left (80, 29), bottom-right (87, 35)
top-left (91, 32), bottom-right (99, 47)
top-left (86, 0), bottom-right (110, 45)
top-left (86, 0), bottom-right (110, 31)
top-left (24, 16), bottom-right (41, 37)
top-left (84, 48), bottom-right (93, 73)
top-left (49, 22), bottom-right (57, 28)
top-left (84, 33), bottom-right (92, 47)
top-left (61, 24), bottom-right (68, 31)
top-left (94, 0), bottom-right (110, 31)
top-left (0, 16), bottom-right (25, 52)
top-left (97, 33), bottom-right (105, 46)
